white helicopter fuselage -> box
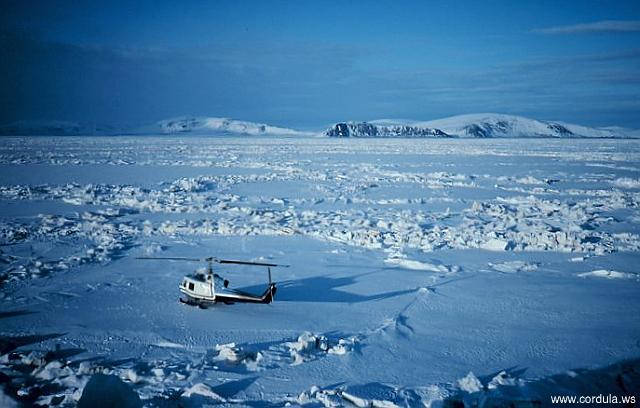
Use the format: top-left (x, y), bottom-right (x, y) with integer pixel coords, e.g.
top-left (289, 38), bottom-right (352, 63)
top-left (179, 273), bottom-right (219, 302)
top-left (179, 270), bottom-right (276, 305)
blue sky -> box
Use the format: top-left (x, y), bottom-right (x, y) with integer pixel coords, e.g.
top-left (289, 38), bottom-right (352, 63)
top-left (1, 0), bottom-right (639, 129)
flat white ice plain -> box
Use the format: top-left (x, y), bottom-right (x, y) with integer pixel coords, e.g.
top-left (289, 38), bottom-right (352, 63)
top-left (0, 137), bottom-right (639, 407)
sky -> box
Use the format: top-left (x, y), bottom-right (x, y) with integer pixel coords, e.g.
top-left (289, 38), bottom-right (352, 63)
top-left (1, 0), bottom-right (640, 129)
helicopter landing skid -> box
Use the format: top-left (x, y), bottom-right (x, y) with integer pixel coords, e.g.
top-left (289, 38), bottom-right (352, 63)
top-left (179, 296), bottom-right (213, 308)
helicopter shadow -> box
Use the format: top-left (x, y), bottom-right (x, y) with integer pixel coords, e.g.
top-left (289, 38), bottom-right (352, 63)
top-left (238, 271), bottom-right (417, 304)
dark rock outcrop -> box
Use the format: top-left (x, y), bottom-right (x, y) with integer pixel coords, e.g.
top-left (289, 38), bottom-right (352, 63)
top-left (326, 122), bottom-right (451, 138)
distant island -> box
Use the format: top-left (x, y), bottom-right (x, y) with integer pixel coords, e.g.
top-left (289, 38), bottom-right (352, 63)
top-left (1, 113), bottom-right (638, 138)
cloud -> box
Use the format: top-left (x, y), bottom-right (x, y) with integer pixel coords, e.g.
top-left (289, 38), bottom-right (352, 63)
top-left (3, 28), bottom-right (640, 129)
top-left (0, 29), bottom-right (370, 126)
top-left (534, 20), bottom-right (640, 34)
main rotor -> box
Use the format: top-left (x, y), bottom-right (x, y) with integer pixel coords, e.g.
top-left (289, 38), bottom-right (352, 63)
top-left (136, 256), bottom-right (288, 268)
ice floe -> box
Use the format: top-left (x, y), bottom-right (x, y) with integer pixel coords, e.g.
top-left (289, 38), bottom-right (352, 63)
top-left (577, 269), bottom-right (638, 280)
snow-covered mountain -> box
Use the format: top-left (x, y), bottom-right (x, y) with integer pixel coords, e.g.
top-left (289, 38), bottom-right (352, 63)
top-left (326, 122), bottom-right (451, 138)
top-left (414, 113), bottom-right (638, 138)
top-left (156, 117), bottom-right (311, 136)
top-left (2, 114), bottom-right (638, 138)
top-left (327, 114), bottom-right (639, 138)
top-left (0, 117), bottom-right (312, 137)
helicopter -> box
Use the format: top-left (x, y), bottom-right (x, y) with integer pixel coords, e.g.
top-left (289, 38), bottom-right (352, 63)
top-left (137, 256), bottom-right (288, 306)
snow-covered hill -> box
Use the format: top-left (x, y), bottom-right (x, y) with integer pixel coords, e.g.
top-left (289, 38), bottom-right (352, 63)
top-left (415, 113), bottom-right (638, 138)
top-left (327, 114), bottom-right (639, 138)
top-left (2, 114), bottom-right (638, 138)
top-left (156, 117), bottom-right (311, 136)
top-left (325, 122), bottom-right (451, 138)
top-left (0, 117), bottom-right (312, 137)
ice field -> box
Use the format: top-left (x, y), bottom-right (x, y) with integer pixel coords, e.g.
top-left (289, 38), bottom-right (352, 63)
top-left (1, 136), bottom-right (639, 407)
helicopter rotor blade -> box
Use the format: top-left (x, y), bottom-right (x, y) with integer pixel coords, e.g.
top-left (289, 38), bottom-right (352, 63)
top-left (136, 257), bottom-right (202, 262)
top-left (215, 259), bottom-right (289, 267)
top-left (135, 256), bottom-right (289, 267)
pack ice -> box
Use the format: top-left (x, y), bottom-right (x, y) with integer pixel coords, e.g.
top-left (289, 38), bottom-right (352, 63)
top-left (0, 136), bottom-right (639, 407)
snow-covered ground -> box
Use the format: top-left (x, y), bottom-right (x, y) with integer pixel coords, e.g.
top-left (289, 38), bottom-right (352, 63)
top-left (1, 136), bottom-right (639, 407)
